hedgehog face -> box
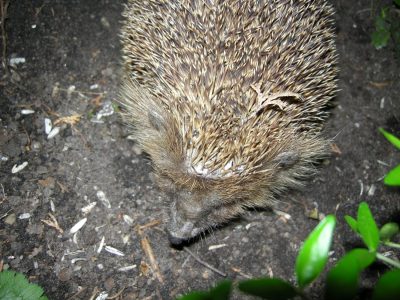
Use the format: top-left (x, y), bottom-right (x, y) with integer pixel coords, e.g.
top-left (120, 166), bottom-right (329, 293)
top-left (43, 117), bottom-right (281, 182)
top-left (155, 172), bottom-right (248, 245)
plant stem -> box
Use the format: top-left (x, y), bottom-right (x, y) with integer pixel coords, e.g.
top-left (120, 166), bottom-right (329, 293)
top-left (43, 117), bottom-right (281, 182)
top-left (383, 241), bottom-right (400, 249)
top-left (0, 0), bottom-right (10, 75)
top-left (376, 253), bottom-right (400, 268)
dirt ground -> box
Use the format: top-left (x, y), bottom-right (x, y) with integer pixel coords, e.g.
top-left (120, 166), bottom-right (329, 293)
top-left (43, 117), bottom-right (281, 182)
top-left (0, 0), bottom-right (399, 299)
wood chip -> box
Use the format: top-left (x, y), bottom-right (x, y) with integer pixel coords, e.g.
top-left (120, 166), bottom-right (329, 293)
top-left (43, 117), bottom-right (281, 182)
top-left (331, 143), bottom-right (342, 155)
top-left (11, 161), bottom-right (28, 173)
top-left (208, 244), bottom-right (227, 250)
top-left (54, 114), bottom-right (81, 126)
top-left (97, 236), bottom-right (105, 253)
top-left (118, 265), bottom-right (137, 272)
top-left (21, 109), bottom-right (35, 115)
top-left (47, 126), bottom-right (60, 139)
top-left (81, 202), bottom-right (97, 215)
top-left (104, 245), bottom-right (125, 256)
top-left (69, 217), bottom-right (87, 234)
top-left (41, 213), bottom-right (64, 234)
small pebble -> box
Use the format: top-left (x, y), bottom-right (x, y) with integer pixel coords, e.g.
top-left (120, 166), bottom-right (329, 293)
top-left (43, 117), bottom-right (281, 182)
top-left (19, 213), bottom-right (31, 220)
top-left (104, 277), bottom-right (115, 291)
top-left (58, 268), bottom-right (72, 282)
top-left (4, 214), bottom-right (16, 225)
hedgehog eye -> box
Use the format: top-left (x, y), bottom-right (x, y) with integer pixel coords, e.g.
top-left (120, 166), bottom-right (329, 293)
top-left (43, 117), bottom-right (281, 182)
top-left (274, 151), bottom-right (299, 169)
top-left (157, 175), bottom-right (176, 192)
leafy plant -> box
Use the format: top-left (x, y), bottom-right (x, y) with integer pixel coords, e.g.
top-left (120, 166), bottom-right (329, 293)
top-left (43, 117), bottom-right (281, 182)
top-left (379, 128), bottom-right (400, 186)
top-left (0, 270), bottom-right (48, 300)
top-left (344, 202), bottom-right (400, 268)
top-left (178, 280), bottom-right (232, 300)
top-left (177, 202), bottom-right (400, 300)
top-left (371, 0), bottom-right (400, 57)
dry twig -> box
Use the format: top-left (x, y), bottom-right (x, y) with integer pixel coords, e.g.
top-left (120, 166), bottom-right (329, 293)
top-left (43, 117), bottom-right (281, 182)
top-left (87, 287), bottom-right (100, 300)
top-left (41, 213), bottom-right (64, 234)
top-left (138, 219), bottom-right (161, 231)
top-left (57, 181), bottom-right (69, 193)
top-left (231, 267), bottom-right (252, 279)
top-left (54, 114), bottom-right (82, 126)
top-left (183, 247), bottom-right (227, 277)
top-left (0, 183), bottom-right (6, 202)
top-left (140, 235), bottom-right (164, 283)
top-left (107, 287), bottom-right (125, 299)
top-left (137, 221), bottom-right (164, 283)
top-left (369, 81), bottom-right (391, 89)
top-left (67, 287), bottom-right (87, 300)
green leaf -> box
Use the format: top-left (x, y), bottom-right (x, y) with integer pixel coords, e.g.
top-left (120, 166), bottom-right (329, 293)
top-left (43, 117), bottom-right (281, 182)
top-left (0, 270), bottom-right (48, 300)
top-left (372, 269), bottom-right (400, 300)
top-left (394, 0), bottom-right (400, 7)
top-left (375, 16), bottom-right (389, 31)
top-left (372, 10), bottom-right (391, 49)
top-left (344, 215), bottom-right (358, 233)
top-left (372, 29), bottom-right (391, 49)
top-left (384, 164), bottom-right (400, 186)
top-left (357, 202), bottom-right (380, 252)
top-left (177, 292), bottom-right (210, 300)
top-left (325, 249), bottom-right (376, 300)
top-left (208, 280), bottom-right (231, 300)
top-left (295, 215), bottom-right (336, 288)
top-left (379, 128), bottom-right (400, 150)
top-left (238, 278), bottom-right (298, 300)
top-left (177, 281), bottom-right (232, 300)
top-left (380, 223), bottom-right (400, 241)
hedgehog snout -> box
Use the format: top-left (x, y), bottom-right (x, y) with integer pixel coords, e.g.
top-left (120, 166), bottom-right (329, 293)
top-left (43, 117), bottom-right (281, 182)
top-left (166, 199), bottom-right (203, 245)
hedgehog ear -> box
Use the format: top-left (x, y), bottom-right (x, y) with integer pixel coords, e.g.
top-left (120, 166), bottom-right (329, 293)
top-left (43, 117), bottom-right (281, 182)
top-left (274, 151), bottom-right (299, 169)
top-left (148, 111), bottom-right (166, 132)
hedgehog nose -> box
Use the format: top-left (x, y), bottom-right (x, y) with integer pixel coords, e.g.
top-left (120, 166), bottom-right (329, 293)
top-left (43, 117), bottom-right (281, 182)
top-left (166, 221), bottom-right (195, 245)
top-left (167, 231), bottom-right (186, 246)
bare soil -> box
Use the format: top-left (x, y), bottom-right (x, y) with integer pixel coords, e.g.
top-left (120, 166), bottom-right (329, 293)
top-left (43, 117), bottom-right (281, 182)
top-left (1, 0), bottom-right (399, 299)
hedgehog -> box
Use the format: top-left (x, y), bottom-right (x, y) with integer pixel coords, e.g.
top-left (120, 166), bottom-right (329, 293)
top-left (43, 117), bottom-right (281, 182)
top-left (120, 0), bottom-right (338, 245)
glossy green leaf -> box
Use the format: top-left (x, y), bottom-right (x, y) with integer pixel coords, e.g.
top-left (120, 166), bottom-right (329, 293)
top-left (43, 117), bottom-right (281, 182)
top-left (357, 202), bottom-right (379, 252)
top-left (344, 215), bottom-right (358, 233)
top-left (384, 164), bottom-right (400, 186)
top-left (208, 280), bottom-right (231, 300)
top-left (380, 223), bottom-right (400, 241)
top-left (177, 281), bottom-right (232, 300)
top-left (379, 128), bottom-right (400, 150)
top-left (372, 269), bottom-right (400, 300)
top-left (177, 292), bottom-right (210, 300)
top-left (325, 249), bottom-right (375, 300)
top-left (238, 278), bottom-right (297, 300)
top-left (295, 215), bottom-right (336, 288)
